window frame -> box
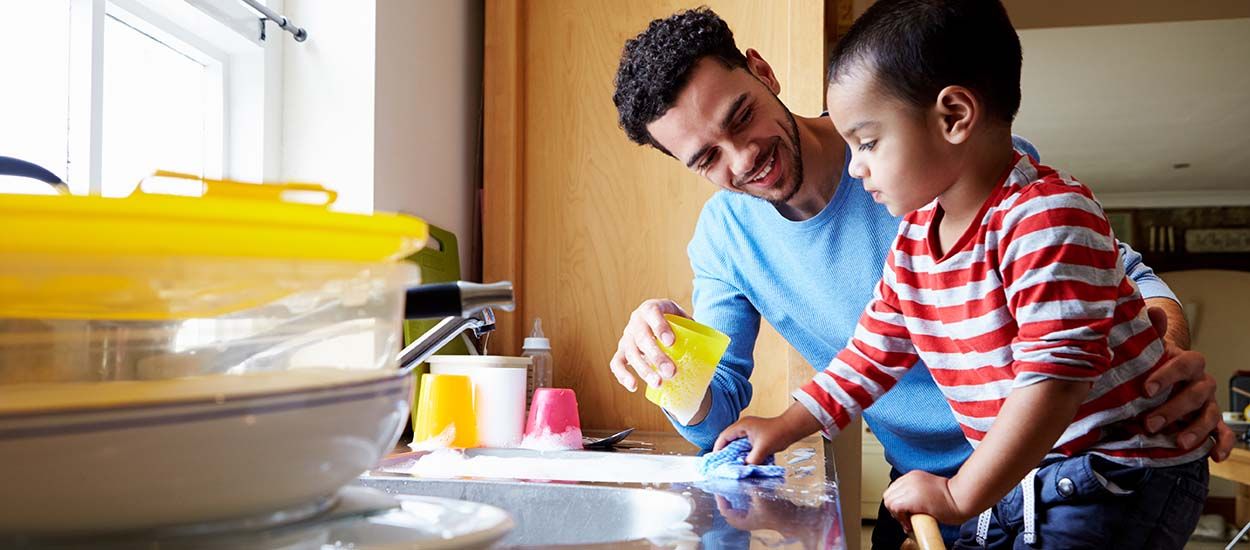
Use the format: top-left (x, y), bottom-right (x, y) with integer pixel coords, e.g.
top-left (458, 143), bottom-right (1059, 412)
top-left (65, 0), bottom-right (274, 196)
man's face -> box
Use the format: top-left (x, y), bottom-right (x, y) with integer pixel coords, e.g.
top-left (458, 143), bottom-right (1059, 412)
top-left (826, 66), bottom-right (954, 217)
top-left (645, 57), bottom-right (803, 205)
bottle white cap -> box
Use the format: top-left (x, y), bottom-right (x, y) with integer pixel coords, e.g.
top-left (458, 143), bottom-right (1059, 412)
top-left (523, 336), bottom-right (550, 350)
top-left (523, 317), bottom-right (550, 350)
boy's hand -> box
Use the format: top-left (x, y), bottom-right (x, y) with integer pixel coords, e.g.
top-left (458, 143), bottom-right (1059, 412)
top-left (883, 470), bottom-right (967, 527)
top-left (714, 403), bottom-right (823, 464)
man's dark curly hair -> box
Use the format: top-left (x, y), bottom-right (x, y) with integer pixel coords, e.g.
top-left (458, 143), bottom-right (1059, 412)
top-left (613, 7), bottom-right (748, 153)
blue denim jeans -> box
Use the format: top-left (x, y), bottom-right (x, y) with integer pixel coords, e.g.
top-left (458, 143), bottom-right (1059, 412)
top-left (954, 455), bottom-right (1208, 549)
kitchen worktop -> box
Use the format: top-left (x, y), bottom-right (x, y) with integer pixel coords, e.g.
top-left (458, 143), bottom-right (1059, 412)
top-left (366, 431), bottom-right (846, 549)
top-left (2, 431), bottom-right (844, 549)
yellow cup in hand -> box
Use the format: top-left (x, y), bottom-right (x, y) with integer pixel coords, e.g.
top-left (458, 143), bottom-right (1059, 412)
top-left (645, 314), bottom-right (731, 425)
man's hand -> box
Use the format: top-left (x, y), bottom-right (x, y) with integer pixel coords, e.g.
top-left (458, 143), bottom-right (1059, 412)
top-left (1141, 306), bottom-right (1234, 461)
top-left (714, 403), bottom-right (823, 464)
top-left (883, 470), bottom-right (967, 528)
top-left (608, 299), bottom-right (690, 391)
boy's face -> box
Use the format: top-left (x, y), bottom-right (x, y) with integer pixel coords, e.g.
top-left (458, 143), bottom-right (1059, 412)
top-left (646, 55), bottom-right (804, 206)
top-left (826, 67), bottom-right (955, 217)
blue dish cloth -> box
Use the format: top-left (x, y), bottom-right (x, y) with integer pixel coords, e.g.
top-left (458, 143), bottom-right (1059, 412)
top-left (700, 438), bottom-right (787, 480)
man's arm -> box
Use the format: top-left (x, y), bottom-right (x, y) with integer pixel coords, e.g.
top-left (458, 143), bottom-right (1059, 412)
top-left (1116, 241), bottom-right (1232, 459)
top-left (1119, 240), bottom-right (1191, 348)
top-left (673, 269), bottom-right (762, 450)
top-left (1146, 296), bottom-right (1190, 350)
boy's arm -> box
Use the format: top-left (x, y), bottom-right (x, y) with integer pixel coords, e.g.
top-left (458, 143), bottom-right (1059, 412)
top-left (947, 379), bottom-right (1090, 518)
top-left (716, 254), bottom-right (921, 462)
top-left (792, 270), bottom-right (920, 439)
top-left (885, 378), bottom-right (1090, 525)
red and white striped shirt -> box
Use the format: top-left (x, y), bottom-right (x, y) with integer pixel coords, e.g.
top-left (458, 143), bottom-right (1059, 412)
top-left (795, 153), bottom-right (1209, 466)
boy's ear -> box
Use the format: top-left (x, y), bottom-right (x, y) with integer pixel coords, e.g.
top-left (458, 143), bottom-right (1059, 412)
top-left (934, 86), bottom-right (978, 145)
top-left (745, 49), bottom-right (782, 95)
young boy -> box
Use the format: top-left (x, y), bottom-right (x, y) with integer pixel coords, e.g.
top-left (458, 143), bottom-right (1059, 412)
top-left (715, 0), bottom-right (1210, 547)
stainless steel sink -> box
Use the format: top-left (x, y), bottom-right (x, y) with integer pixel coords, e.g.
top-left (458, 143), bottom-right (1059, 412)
top-left (354, 476), bottom-right (694, 547)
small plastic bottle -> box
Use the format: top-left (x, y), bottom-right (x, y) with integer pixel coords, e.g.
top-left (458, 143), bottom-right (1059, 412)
top-left (521, 318), bottom-right (553, 409)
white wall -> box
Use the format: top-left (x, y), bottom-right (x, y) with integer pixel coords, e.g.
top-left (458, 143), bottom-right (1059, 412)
top-left (1014, 19), bottom-right (1250, 202)
top-left (374, 0), bottom-right (483, 278)
top-left (280, 0), bottom-right (482, 277)
top-left (281, 0), bottom-right (377, 214)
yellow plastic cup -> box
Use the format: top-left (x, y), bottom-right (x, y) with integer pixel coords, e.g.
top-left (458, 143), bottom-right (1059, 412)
top-left (412, 373), bottom-right (478, 449)
top-left (645, 314), bottom-right (731, 425)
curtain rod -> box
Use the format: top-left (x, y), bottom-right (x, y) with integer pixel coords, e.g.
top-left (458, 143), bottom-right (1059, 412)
top-left (239, 0), bottom-right (307, 42)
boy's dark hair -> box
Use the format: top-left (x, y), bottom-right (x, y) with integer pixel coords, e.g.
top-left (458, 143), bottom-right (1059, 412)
top-left (827, 0), bottom-right (1022, 124)
top-left (613, 7), bottom-right (748, 152)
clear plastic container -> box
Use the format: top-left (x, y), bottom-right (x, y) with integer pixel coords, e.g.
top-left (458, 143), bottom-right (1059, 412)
top-left (0, 259), bottom-right (415, 390)
top-left (0, 175), bottom-right (427, 403)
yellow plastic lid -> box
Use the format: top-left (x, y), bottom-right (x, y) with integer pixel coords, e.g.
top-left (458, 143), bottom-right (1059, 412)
top-left (0, 173), bottom-right (428, 320)
top-left (0, 172), bottom-right (428, 262)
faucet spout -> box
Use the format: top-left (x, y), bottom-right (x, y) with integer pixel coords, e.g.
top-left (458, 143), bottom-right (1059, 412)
top-left (396, 281), bottom-right (513, 374)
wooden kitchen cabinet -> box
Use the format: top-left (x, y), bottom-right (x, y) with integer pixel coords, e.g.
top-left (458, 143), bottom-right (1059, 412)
top-left (483, 0), bottom-right (832, 434)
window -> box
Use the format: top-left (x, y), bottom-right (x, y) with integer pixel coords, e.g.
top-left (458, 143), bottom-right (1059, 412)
top-left (102, 13), bottom-right (211, 196)
top-left (0, 1), bottom-right (72, 194)
top-left (0, 0), bottom-right (271, 197)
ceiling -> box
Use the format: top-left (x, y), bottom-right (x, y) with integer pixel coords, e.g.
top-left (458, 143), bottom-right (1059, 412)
top-left (1013, 18), bottom-right (1250, 199)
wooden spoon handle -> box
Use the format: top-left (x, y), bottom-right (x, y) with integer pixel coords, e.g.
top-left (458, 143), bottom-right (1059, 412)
top-left (910, 514), bottom-right (945, 550)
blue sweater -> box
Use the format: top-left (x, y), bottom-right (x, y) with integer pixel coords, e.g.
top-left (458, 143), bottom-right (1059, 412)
top-left (676, 138), bottom-right (1178, 477)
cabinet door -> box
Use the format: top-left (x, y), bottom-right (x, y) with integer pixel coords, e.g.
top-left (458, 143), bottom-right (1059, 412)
top-left (484, 0), bottom-right (827, 435)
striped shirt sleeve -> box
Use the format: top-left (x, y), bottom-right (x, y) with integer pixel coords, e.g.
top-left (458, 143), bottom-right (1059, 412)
top-left (793, 251), bottom-right (921, 438)
top-left (997, 183), bottom-right (1122, 387)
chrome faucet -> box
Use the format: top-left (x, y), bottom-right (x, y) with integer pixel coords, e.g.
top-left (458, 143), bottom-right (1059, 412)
top-left (397, 281), bottom-right (515, 374)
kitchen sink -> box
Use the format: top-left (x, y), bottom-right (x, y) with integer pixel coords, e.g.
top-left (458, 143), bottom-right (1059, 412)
top-left (354, 476), bottom-right (694, 547)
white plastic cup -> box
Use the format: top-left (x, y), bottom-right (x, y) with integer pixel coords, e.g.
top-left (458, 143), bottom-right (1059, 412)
top-left (427, 356), bottom-right (530, 448)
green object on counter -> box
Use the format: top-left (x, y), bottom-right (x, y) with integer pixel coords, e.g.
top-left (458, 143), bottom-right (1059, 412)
top-left (403, 225), bottom-right (468, 429)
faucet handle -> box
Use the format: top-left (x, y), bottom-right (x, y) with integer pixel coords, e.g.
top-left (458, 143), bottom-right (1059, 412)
top-left (404, 281), bottom-right (515, 320)
top-left (470, 308), bottom-right (497, 338)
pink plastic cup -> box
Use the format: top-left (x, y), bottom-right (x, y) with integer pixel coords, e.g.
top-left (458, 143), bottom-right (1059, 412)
top-left (520, 388), bottom-right (583, 451)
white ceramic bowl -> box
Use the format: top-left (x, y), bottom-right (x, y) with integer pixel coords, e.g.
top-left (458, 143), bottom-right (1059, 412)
top-left (0, 370), bottom-right (412, 534)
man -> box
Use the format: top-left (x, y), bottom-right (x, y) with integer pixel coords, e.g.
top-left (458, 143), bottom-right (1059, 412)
top-left (609, 7), bottom-right (1232, 546)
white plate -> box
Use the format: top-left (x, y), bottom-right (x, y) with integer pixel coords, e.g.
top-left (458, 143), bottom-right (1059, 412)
top-left (0, 371), bottom-right (413, 534)
top-left (2, 487), bottom-right (514, 550)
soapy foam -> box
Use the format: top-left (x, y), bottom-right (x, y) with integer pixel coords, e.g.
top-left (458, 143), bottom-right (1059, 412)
top-left (410, 424), bottom-right (457, 451)
top-left (519, 426), bottom-right (583, 451)
top-left (387, 449), bottom-right (705, 483)
top-left (647, 350), bottom-right (709, 425)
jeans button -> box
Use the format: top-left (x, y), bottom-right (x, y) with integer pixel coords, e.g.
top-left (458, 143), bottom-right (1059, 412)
top-left (1057, 477), bottom-right (1076, 498)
